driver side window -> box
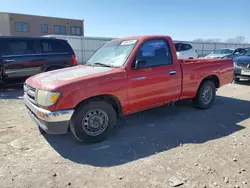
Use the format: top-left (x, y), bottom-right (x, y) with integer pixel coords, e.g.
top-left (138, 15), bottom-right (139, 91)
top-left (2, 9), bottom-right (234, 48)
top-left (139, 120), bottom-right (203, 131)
top-left (134, 39), bottom-right (173, 68)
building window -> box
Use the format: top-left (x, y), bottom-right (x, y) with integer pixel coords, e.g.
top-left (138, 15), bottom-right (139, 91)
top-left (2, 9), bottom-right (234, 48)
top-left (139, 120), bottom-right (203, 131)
top-left (54, 25), bottom-right (66, 35)
top-left (71, 26), bottom-right (82, 36)
top-left (15, 22), bottom-right (29, 32)
top-left (41, 24), bottom-right (48, 33)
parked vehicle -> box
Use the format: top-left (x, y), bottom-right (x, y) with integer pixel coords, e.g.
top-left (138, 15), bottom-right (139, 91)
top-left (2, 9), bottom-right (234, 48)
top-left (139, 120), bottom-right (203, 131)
top-left (174, 42), bottom-right (198, 59)
top-left (233, 49), bottom-right (250, 81)
top-left (222, 47), bottom-right (250, 59)
top-left (204, 48), bottom-right (247, 59)
top-left (23, 35), bottom-right (234, 143)
top-left (0, 37), bottom-right (77, 82)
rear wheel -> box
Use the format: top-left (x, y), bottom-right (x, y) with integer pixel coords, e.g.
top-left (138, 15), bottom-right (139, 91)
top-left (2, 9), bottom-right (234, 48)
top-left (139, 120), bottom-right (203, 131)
top-left (70, 100), bottom-right (117, 144)
top-left (193, 81), bottom-right (216, 109)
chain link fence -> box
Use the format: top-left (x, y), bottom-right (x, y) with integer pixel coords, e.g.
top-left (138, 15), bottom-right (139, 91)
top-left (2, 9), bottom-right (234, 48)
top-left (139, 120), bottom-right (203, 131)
top-left (46, 35), bottom-right (250, 63)
top-left (175, 40), bottom-right (250, 57)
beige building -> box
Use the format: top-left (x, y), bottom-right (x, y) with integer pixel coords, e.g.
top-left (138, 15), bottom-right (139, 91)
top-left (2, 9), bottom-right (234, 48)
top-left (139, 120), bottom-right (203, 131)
top-left (0, 12), bottom-right (84, 37)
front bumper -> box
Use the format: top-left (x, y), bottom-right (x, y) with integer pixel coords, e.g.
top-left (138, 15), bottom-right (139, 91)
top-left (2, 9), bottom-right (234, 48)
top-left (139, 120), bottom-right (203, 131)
top-left (235, 74), bottom-right (250, 79)
top-left (234, 67), bottom-right (250, 79)
top-left (23, 94), bottom-right (74, 134)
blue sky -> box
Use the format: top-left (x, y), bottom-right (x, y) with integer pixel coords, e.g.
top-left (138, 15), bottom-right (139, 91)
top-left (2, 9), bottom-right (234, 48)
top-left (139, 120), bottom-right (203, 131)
top-left (1, 0), bottom-right (250, 42)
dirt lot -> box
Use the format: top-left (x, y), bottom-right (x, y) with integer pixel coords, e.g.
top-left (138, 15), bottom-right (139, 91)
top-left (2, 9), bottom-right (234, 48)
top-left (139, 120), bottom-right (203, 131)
top-left (0, 82), bottom-right (250, 188)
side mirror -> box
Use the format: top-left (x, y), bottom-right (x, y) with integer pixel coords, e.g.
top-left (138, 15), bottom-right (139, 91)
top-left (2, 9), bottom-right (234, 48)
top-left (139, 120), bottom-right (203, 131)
top-left (134, 60), bottom-right (147, 69)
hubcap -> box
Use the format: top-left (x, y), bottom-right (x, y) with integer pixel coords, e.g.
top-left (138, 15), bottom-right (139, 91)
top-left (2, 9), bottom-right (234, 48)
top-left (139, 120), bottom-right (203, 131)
top-left (82, 109), bottom-right (109, 136)
top-left (202, 86), bottom-right (213, 104)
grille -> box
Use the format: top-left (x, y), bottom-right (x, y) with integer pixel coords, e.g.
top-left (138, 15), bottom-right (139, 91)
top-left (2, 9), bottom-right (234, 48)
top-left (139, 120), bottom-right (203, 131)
top-left (237, 62), bottom-right (250, 69)
top-left (24, 83), bottom-right (37, 104)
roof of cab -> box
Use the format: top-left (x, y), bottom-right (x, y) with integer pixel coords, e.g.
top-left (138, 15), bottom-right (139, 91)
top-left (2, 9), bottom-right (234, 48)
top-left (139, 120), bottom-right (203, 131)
top-left (111, 35), bottom-right (171, 41)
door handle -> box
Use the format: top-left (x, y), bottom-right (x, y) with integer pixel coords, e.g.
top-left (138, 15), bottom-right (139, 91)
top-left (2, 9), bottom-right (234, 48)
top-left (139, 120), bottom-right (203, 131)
top-left (132, 76), bottom-right (147, 81)
top-left (169, 70), bottom-right (176, 75)
top-left (5, 59), bottom-right (15, 63)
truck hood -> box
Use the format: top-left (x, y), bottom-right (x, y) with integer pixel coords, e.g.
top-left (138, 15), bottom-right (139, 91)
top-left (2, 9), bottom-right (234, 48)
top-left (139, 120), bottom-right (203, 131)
top-left (26, 65), bottom-right (116, 90)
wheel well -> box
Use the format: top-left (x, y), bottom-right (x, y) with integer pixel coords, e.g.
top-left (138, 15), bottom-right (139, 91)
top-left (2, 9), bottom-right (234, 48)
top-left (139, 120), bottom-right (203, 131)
top-left (200, 75), bottom-right (220, 88)
top-left (75, 94), bottom-right (123, 117)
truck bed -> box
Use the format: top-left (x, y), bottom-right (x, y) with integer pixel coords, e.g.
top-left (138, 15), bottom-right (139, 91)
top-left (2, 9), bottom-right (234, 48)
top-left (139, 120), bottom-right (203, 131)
top-left (179, 58), bottom-right (234, 99)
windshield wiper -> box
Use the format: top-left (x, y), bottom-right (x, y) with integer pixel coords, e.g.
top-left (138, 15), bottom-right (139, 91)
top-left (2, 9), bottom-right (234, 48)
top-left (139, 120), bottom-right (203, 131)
top-left (84, 62), bottom-right (93, 66)
top-left (92, 62), bottom-right (113, 67)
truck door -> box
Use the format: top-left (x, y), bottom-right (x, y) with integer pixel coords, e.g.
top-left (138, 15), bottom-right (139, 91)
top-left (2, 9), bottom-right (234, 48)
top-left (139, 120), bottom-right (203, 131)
top-left (127, 38), bottom-right (182, 112)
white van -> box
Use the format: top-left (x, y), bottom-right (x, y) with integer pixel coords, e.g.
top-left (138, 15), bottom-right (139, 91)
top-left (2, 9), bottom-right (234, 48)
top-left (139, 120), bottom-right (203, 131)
top-left (174, 42), bottom-right (198, 59)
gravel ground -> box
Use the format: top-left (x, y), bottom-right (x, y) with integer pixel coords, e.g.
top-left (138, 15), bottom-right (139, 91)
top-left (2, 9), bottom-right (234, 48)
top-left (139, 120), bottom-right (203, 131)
top-left (0, 82), bottom-right (250, 188)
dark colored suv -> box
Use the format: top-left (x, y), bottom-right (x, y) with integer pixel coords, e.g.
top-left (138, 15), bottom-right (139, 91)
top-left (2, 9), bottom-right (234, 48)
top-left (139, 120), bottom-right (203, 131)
top-left (0, 37), bottom-right (78, 82)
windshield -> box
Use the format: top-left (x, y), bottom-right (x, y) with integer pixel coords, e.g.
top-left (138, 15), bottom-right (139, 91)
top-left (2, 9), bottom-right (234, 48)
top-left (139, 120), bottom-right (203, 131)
top-left (213, 49), bottom-right (234, 54)
top-left (86, 39), bottom-right (138, 67)
top-left (244, 50), bottom-right (250, 56)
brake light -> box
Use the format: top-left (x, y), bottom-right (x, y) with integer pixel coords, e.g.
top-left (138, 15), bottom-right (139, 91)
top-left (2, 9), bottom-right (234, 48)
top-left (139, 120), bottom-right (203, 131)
top-left (72, 54), bottom-right (78, 65)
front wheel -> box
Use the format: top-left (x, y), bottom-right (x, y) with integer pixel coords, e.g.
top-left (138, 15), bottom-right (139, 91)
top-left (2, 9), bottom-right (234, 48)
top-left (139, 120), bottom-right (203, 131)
top-left (70, 100), bottom-right (117, 144)
top-left (193, 81), bottom-right (216, 109)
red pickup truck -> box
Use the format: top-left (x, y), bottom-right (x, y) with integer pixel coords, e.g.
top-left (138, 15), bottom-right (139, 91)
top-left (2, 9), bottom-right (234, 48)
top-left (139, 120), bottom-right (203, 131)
top-left (23, 35), bottom-right (233, 143)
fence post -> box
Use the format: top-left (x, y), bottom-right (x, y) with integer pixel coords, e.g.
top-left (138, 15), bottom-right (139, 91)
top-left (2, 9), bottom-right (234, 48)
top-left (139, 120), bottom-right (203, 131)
top-left (81, 37), bottom-right (84, 64)
top-left (202, 43), bottom-right (204, 57)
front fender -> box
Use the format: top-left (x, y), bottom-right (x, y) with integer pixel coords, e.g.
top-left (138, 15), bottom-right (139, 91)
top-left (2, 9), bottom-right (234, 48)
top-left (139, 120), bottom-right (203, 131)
top-left (54, 84), bottom-right (99, 110)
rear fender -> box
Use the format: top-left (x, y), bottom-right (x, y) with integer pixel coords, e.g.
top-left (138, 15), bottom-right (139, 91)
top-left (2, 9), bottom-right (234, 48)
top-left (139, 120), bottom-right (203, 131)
top-left (196, 74), bottom-right (220, 95)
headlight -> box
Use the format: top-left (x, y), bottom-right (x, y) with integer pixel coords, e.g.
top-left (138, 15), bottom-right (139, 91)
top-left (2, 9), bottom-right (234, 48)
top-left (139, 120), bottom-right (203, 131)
top-left (37, 90), bottom-right (61, 107)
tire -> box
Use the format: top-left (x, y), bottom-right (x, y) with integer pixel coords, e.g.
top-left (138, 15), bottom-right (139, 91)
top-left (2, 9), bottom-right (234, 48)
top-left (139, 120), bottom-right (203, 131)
top-left (70, 100), bottom-right (117, 144)
top-left (193, 80), bottom-right (216, 109)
